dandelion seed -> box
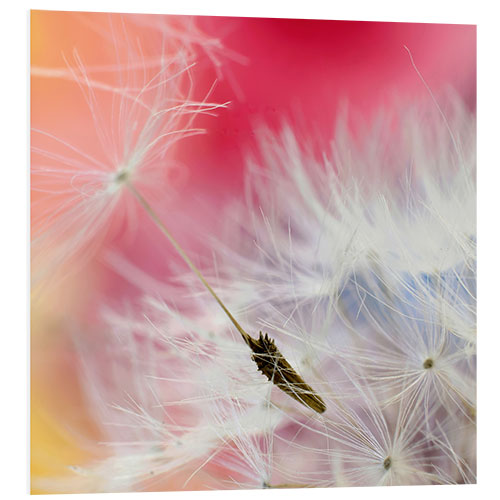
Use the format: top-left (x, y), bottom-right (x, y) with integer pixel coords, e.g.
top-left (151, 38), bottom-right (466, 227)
top-left (33, 13), bottom-right (323, 412)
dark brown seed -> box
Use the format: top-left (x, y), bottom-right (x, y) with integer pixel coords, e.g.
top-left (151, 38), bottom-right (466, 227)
top-left (423, 358), bottom-right (434, 369)
top-left (246, 332), bottom-right (327, 414)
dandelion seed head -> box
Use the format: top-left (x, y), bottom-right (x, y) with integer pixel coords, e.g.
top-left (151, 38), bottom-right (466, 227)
top-left (57, 95), bottom-right (475, 491)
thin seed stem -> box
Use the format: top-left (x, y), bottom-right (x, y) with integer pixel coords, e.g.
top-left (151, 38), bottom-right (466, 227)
top-left (127, 183), bottom-right (252, 344)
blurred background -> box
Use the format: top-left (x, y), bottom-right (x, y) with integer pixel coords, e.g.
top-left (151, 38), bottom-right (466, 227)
top-left (30, 11), bottom-right (476, 493)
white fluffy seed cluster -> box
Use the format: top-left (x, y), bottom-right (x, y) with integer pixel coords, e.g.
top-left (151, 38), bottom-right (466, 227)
top-left (49, 97), bottom-right (476, 492)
